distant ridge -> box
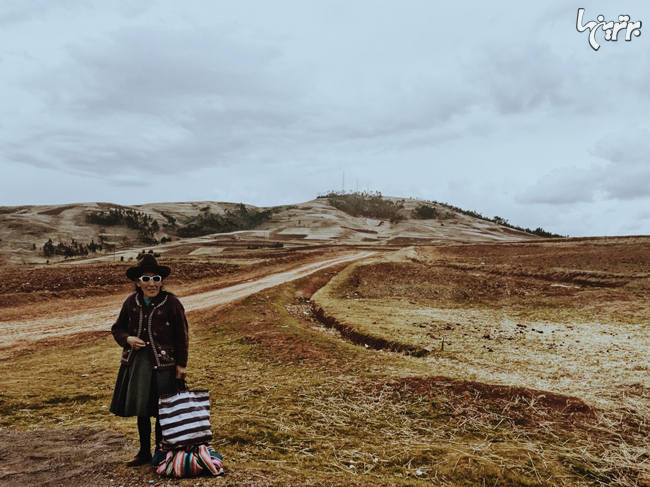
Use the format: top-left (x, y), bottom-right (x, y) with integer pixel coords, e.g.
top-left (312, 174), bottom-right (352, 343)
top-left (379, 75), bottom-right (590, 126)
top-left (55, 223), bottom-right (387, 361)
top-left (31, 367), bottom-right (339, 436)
top-left (0, 195), bottom-right (543, 265)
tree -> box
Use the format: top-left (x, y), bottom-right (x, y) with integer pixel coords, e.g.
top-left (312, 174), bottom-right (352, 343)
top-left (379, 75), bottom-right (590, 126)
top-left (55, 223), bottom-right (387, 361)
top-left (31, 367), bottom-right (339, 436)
top-left (43, 239), bottom-right (55, 257)
top-left (413, 204), bottom-right (437, 219)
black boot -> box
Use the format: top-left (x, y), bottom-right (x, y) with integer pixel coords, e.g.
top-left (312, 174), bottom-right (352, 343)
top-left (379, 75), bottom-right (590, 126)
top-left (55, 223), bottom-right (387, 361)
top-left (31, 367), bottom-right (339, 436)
top-left (126, 416), bottom-right (153, 466)
top-left (125, 452), bottom-right (152, 467)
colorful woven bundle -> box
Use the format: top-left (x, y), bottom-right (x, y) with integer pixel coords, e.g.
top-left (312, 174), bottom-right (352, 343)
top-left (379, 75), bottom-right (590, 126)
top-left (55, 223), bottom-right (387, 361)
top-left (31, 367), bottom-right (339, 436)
top-left (155, 443), bottom-right (224, 478)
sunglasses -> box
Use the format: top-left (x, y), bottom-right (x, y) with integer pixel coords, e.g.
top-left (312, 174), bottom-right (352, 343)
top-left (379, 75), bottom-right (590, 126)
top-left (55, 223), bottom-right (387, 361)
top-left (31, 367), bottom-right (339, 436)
top-left (138, 275), bottom-right (162, 283)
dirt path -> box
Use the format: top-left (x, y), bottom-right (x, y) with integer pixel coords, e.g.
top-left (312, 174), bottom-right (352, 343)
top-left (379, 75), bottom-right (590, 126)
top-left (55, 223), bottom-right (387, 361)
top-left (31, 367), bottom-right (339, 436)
top-left (0, 251), bottom-right (375, 359)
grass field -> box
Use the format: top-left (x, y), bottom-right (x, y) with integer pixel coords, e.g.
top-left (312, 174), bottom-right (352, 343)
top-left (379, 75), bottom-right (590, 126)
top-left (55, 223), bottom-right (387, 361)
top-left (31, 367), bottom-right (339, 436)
top-left (2, 239), bottom-right (650, 485)
top-left (311, 239), bottom-right (650, 485)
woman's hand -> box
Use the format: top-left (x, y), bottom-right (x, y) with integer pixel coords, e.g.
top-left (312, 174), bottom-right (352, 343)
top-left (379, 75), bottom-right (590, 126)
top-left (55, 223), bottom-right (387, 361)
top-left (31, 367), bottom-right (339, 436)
top-left (175, 365), bottom-right (186, 380)
top-left (126, 336), bottom-right (146, 350)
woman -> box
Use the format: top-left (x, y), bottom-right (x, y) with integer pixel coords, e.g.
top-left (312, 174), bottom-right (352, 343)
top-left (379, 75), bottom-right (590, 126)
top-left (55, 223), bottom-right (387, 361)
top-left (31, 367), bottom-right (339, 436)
top-left (109, 254), bottom-right (189, 466)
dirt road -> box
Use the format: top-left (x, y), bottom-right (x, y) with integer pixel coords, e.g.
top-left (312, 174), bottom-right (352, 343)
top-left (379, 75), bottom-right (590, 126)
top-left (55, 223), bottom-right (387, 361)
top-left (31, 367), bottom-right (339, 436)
top-left (0, 251), bottom-right (375, 358)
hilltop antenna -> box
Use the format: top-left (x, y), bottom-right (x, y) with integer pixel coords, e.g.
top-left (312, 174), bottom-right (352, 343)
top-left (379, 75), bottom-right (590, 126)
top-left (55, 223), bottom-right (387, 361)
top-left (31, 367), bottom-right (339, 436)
top-left (356, 180), bottom-right (359, 192)
top-left (342, 171), bottom-right (345, 193)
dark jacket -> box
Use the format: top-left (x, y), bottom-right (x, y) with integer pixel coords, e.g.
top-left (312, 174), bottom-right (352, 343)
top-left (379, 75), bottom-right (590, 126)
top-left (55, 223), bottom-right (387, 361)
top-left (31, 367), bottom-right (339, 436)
top-left (111, 290), bottom-right (189, 371)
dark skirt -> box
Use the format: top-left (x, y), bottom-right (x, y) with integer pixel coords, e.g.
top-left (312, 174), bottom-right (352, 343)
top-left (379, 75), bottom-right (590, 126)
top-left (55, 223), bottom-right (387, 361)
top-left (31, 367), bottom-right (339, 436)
top-left (109, 348), bottom-right (181, 418)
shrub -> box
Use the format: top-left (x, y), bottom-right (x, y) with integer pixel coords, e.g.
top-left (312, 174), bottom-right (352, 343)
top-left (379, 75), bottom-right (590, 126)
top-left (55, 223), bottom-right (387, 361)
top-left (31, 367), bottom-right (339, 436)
top-left (389, 214), bottom-right (406, 224)
top-left (86, 208), bottom-right (160, 243)
top-left (247, 242), bottom-right (284, 249)
top-left (160, 212), bottom-right (177, 228)
top-left (323, 191), bottom-right (405, 221)
top-left (177, 203), bottom-right (273, 238)
top-left (413, 204), bottom-right (437, 219)
top-left (429, 200), bottom-right (567, 238)
top-left (42, 238), bottom-right (103, 258)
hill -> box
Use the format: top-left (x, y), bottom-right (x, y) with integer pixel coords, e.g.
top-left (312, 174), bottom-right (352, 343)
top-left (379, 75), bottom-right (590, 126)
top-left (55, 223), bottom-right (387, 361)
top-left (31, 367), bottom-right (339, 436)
top-left (0, 195), bottom-right (541, 265)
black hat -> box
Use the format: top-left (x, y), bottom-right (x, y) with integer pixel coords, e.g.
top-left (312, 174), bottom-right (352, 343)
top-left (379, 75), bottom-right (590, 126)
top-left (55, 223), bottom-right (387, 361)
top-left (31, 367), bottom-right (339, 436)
top-left (126, 254), bottom-right (171, 281)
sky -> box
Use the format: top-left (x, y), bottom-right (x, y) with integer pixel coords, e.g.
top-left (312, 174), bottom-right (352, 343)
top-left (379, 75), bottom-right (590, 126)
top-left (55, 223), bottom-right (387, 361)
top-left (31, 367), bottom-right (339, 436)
top-left (1, 0), bottom-right (649, 237)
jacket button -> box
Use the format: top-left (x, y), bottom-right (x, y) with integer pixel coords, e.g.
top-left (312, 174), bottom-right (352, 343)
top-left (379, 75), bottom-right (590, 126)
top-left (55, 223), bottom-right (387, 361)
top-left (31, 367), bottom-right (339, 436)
top-left (154, 366), bottom-right (158, 369)
top-left (146, 341), bottom-right (150, 345)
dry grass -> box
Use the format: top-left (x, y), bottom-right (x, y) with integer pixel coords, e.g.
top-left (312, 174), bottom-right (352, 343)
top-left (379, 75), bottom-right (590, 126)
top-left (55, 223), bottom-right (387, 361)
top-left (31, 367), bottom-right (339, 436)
top-left (3, 241), bottom-right (650, 485)
top-left (310, 240), bottom-right (650, 485)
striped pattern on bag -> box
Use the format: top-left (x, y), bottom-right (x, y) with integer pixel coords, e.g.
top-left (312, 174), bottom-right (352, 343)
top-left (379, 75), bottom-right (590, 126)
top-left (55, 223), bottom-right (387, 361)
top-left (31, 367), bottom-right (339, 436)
top-left (158, 390), bottom-right (213, 447)
top-left (155, 444), bottom-right (224, 478)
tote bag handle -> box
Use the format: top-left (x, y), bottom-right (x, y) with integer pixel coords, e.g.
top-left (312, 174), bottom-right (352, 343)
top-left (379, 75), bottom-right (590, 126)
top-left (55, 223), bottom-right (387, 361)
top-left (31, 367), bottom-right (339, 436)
top-left (176, 378), bottom-right (188, 392)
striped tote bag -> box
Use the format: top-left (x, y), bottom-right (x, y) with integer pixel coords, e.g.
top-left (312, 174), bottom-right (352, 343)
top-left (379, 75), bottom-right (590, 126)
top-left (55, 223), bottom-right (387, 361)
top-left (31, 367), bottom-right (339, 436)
top-left (158, 389), bottom-right (213, 447)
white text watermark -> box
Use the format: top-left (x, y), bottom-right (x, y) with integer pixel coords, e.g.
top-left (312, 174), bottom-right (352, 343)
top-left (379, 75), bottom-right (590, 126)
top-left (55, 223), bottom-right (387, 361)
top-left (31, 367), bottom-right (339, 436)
top-left (576, 8), bottom-right (641, 51)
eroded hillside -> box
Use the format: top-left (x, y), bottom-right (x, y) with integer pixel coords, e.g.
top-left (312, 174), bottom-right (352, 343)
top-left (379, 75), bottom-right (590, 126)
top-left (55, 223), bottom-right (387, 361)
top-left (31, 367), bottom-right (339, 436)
top-left (0, 196), bottom-right (538, 265)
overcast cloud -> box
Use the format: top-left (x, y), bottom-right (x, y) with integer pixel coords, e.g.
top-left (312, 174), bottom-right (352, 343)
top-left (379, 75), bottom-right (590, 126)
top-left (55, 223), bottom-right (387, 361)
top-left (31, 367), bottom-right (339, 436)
top-left (1, 0), bottom-right (650, 236)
